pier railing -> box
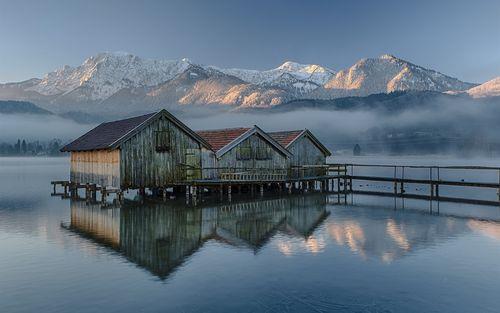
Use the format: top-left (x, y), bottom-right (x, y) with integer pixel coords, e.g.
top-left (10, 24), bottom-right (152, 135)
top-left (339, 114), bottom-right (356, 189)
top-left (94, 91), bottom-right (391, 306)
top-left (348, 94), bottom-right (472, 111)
top-left (179, 164), bottom-right (346, 182)
top-left (328, 163), bottom-right (500, 206)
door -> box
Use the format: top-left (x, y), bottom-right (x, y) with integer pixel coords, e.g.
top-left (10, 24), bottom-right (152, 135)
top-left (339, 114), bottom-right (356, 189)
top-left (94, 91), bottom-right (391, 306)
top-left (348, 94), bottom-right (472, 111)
top-left (185, 149), bottom-right (201, 181)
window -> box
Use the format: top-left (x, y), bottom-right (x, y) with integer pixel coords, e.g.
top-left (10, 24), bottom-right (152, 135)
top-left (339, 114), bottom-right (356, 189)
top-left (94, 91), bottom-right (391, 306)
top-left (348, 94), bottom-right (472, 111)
top-left (237, 146), bottom-right (252, 160)
top-left (155, 130), bottom-right (170, 152)
top-left (255, 147), bottom-right (271, 160)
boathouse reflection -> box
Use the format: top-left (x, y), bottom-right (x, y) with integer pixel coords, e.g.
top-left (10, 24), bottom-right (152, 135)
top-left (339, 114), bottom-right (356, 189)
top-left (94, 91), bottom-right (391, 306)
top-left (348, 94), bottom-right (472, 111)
top-left (68, 195), bottom-right (329, 279)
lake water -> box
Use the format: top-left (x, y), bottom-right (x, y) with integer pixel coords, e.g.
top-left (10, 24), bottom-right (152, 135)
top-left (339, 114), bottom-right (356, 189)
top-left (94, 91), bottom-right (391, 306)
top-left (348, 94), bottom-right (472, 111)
top-left (1, 157), bottom-right (500, 313)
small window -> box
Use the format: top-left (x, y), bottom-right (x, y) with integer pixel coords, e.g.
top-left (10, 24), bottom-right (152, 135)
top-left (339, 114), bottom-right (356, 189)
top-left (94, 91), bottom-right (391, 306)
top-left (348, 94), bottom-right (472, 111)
top-left (237, 146), bottom-right (252, 160)
top-left (255, 147), bottom-right (271, 160)
top-left (155, 130), bottom-right (170, 152)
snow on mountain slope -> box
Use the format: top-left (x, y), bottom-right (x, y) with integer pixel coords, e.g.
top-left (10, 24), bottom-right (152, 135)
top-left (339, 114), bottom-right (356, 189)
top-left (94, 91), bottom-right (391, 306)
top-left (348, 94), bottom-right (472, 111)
top-left (466, 77), bottom-right (500, 98)
top-left (0, 52), bottom-right (485, 115)
top-left (27, 52), bottom-right (191, 100)
top-left (212, 61), bottom-right (335, 93)
top-left (312, 54), bottom-right (476, 99)
top-left (146, 65), bottom-right (288, 108)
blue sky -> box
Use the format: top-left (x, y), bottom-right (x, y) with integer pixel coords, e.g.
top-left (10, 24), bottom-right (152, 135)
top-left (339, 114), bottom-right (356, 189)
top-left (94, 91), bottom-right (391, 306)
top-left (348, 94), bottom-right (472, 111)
top-left (0, 0), bottom-right (499, 83)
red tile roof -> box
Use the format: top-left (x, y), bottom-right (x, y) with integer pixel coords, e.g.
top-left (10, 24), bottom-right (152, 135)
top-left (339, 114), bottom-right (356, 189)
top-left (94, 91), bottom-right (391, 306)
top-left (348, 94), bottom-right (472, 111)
top-left (268, 130), bottom-right (304, 147)
top-left (196, 127), bottom-right (251, 152)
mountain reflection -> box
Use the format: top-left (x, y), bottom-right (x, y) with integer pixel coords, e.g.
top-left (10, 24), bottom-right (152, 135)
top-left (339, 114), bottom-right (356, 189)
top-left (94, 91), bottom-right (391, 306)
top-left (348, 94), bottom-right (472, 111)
top-left (326, 206), bottom-right (471, 263)
top-left (67, 195), bottom-right (329, 279)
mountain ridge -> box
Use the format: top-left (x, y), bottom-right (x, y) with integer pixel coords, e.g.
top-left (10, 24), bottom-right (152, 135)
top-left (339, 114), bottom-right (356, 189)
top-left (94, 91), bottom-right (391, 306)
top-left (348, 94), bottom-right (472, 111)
top-left (0, 52), bottom-right (483, 115)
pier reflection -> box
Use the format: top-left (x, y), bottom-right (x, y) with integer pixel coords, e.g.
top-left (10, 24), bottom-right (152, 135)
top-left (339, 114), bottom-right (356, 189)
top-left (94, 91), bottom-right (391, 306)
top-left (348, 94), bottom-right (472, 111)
top-left (67, 195), bottom-right (329, 279)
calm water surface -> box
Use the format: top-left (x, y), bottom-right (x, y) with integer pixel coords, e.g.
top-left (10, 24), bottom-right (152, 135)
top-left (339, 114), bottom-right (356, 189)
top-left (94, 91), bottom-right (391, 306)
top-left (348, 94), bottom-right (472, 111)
top-left (1, 157), bottom-right (500, 313)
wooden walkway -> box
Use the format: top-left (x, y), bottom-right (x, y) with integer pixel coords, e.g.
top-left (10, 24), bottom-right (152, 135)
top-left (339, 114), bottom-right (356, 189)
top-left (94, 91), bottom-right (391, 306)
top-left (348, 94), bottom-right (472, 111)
top-left (51, 163), bottom-right (500, 207)
top-left (330, 163), bottom-right (500, 207)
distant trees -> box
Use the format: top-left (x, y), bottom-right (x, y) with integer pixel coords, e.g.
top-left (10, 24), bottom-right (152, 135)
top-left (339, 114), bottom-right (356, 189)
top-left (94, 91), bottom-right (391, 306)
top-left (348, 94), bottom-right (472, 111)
top-left (0, 139), bottom-right (65, 156)
top-left (353, 144), bottom-right (361, 156)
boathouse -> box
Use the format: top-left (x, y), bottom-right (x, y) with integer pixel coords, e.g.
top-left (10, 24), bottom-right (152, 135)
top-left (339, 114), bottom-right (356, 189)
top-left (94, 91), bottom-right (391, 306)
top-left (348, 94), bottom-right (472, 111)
top-left (269, 129), bottom-right (331, 178)
top-left (196, 126), bottom-right (292, 180)
top-left (61, 109), bottom-right (214, 189)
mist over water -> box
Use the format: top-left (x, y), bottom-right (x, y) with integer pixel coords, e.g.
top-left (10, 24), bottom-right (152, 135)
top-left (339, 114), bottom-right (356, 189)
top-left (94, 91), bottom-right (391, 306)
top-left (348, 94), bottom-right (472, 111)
top-left (0, 113), bottom-right (95, 143)
top-left (2, 94), bottom-right (500, 156)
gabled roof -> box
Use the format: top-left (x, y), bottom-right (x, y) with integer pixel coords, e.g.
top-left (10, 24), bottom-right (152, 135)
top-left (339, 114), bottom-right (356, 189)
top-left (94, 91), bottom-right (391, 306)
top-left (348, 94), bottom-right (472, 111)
top-left (196, 127), bottom-right (251, 152)
top-left (196, 126), bottom-right (292, 159)
top-left (268, 130), bottom-right (304, 147)
top-left (269, 129), bottom-right (332, 156)
top-left (61, 109), bottom-right (211, 152)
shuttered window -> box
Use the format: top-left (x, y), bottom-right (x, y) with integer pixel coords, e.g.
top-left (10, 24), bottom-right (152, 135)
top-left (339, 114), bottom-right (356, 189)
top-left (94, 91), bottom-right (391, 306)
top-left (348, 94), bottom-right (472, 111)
top-left (237, 146), bottom-right (252, 160)
top-left (255, 147), bottom-right (271, 160)
top-left (155, 130), bottom-right (170, 152)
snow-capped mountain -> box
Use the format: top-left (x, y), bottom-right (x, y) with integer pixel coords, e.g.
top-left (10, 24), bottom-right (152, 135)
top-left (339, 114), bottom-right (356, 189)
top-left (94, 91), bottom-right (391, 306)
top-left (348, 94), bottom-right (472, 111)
top-left (0, 52), bottom-right (483, 116)
top-left (466, 77), bottom-right (500, 98)
top-left (214, 61), bottom-right (335, 94)
top-left (144, 65), bottom-right (288, 108)
top-left (27, 52), bottom-right (191, 100)
top-left (312, 54), bottom-right (476, 98)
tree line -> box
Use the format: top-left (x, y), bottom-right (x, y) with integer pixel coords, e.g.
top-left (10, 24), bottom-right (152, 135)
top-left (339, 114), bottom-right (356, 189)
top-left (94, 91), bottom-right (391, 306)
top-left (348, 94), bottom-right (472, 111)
top-left (0, 139), bottom-right (65, 156)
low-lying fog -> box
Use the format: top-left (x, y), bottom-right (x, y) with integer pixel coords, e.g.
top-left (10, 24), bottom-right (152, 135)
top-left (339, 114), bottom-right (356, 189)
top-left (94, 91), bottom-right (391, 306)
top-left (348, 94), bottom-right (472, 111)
top-left (2, 95), bottom-right (500, 156)
top-left (0, 114), bottom-right (95, 143)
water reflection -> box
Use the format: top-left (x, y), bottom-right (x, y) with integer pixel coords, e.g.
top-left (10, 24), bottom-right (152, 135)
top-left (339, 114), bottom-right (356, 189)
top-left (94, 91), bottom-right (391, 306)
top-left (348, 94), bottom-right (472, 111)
top-left (67, 195), bottom-right (329, 279)
top-left (326, 203), bottom-right (472, 263)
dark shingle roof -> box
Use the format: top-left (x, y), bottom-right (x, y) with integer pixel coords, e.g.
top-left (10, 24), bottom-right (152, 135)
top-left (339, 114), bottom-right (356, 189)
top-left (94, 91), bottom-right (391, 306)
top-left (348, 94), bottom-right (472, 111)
top-left (268, 130), bottom-right (304, 147)
top-left (61, 113), bottom-right (155, 152)
top-left (196, 127), bottom-right (251, 152)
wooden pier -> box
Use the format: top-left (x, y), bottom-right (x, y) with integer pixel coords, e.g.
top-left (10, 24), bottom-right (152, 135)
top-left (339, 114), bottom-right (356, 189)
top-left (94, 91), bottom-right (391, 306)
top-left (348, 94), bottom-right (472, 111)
top-left (52, 163), bottom-right (500, 207)
top-left (330, 163), bottom-right (500, 207)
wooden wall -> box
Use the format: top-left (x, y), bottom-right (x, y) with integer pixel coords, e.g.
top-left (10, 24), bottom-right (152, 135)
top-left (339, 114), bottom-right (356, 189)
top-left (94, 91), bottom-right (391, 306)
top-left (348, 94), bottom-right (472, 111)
top-left (217, 133), bottom-right (288, 174)
top-left (70, 150), bottom-right (121, 187)
top-left (201, 147), bottom-right (217, 179)
top-left (119, 116), bottom-right (213, 188)
top-left (287, 135), bottom-right (326, 178)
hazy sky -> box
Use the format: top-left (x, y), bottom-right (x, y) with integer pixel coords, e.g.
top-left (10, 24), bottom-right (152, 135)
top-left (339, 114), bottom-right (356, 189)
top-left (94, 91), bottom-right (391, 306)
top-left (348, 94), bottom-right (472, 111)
top-left (0, 0), bottom-right (499, 83)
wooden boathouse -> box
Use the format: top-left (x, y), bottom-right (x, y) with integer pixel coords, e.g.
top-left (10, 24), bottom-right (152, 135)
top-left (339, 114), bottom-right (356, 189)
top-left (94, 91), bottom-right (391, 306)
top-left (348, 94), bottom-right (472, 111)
top-left (196, 126), bottom-right (292, 181)
top-left (56, 109), bottom-right (337, 201)
top-left (60, 109), bottom-right (214, 192)
top-left (269, 129), bottom-right (331, 178)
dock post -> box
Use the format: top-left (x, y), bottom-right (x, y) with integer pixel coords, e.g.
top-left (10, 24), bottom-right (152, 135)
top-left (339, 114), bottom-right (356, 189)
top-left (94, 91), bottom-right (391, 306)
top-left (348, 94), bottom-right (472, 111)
top-left (219, 184), bottom-right (223, 200)
top-left (52, 182), bottom-right (56, 195)
top-left (429, 167), bottom-right (433, 212)
top-left (163, 188), bottom-right (168, 201)
top-left (186, 185), bottom-right (190, 204)
top-left (260, 184), bottom-right (264, 196)
top-left (288, 183), bottom-right (292, 194)
top-left (337, 177), bottom-right (340, 193)
top-left (91, 184), bottom-right (97, 201)
top-left (118, 190), bottom-right (124, 202)
top-left (85, 183), bottom-right (90, 200)
top-left (101, 187), bottom-right (107, 203)
top-left (70, 183), bottom-right (77, 198)
top-left (401, 167), bottom-right (405, 209)
top-left (498, 169), bottom-right (500, 204)
top-left (193, 186), bottom-right (198, 199)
